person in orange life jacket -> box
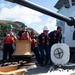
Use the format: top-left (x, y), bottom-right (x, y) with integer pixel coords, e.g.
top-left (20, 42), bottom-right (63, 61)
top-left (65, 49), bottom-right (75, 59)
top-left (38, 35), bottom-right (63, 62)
top-left (17, 23), bottom-right (31, 41)
top-left (31, 30), bottom-right (37, 49)
top-left (30, 30), bottom-right (41, 64)
top-left (48, 26), bottom-right (62, 64)
top-left (38, 26), bottom-right (50, 66)
top-left (3, 24), bottom-right (17, 62)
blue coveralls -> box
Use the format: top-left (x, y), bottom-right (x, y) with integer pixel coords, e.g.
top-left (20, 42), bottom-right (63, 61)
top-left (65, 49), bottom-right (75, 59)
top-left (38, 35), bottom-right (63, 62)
top-left (38, 33), bottom-right (50, 66)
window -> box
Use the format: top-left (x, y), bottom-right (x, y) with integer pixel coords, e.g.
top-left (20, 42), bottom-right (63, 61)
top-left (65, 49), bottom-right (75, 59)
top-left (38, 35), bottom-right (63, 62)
top-left (72, 0), bottom-right (75, 5)
top-left (64, 0), bottom-right (70, 8)
top-left (73, 26), bottom-right (75, 40)
top-left (73, 31), bottom-right (75, 40)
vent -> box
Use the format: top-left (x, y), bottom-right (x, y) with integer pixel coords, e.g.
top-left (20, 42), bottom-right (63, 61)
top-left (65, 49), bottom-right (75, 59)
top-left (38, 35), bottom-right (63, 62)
top-left (65, 3), bottom-right (70, 8)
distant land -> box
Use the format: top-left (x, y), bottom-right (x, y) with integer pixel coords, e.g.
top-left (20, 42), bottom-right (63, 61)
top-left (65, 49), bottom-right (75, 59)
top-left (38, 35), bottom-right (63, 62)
top-left (0, 20), bottom-right (39, 37)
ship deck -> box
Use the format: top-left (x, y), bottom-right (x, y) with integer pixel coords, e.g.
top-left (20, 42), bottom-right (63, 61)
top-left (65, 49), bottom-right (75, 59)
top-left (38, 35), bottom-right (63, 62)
top-left (0, 50), bottom-right (75, 75)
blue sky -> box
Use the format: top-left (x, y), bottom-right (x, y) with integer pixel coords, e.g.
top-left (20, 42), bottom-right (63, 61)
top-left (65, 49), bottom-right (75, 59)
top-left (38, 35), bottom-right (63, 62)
top-left (0, 0), bottom-right (58, 33)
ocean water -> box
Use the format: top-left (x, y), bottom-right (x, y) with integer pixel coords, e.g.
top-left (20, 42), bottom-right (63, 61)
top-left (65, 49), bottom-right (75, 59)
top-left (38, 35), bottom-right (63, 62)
top-left (0, 50), bottom-right (2, 60)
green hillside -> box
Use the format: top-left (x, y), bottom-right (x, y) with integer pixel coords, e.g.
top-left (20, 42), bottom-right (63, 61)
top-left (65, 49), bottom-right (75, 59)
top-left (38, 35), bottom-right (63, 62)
top-left (0, 20), bottom-right (39, 37)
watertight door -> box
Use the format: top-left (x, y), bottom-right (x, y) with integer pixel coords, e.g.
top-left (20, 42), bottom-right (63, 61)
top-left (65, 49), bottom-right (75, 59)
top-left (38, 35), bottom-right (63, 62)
top-left (51, 43), bottom-right (70, 65)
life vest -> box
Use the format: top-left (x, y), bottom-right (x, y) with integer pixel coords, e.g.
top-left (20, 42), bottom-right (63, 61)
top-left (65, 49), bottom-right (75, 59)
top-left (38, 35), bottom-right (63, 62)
top-left (54, 30), bottom-right (57, 40)
top-left (53, 30), bottom-right (62, 43)
top-left (41, 33), bottom-right (48, 45)
top-left (42, 33), bottom-right (45, 45)
top-left (4, 36), bottom-right (15, 44)
top-left (20, 32), bottom-right (31, 41)
top-left (31, 39), bottom-right (37, 49)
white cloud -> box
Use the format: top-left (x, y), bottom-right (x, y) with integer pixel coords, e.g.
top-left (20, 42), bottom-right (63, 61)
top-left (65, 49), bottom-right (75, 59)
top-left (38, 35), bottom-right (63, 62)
top-left (37, 17), bottom-right (57, 33)
top-left (0, 3), bottom-right (57, 34)
top-left (36, 17), bottom-right (57, 33)
top-left (0, 3), bottom-right (6, 8)
top-left (38, 25), bottom-right (44, 33)
top-left (0, 5), bottom-right (43, 24)
top-left (46, 17), bottom-right (57, 32)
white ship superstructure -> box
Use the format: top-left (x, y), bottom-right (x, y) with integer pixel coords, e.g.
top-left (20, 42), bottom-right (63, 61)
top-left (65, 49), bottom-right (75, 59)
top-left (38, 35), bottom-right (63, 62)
top-left (55, 0), bottom-right (75, 48)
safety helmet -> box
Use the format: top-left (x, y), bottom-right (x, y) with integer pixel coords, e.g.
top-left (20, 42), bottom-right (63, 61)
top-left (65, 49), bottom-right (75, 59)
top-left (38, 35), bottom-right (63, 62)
top-left (21, 23), bottom-right (27, 27)
top-left (43, 26), bottom-right (49, 31)
top-left (8, 24), bottom-right (13, 29)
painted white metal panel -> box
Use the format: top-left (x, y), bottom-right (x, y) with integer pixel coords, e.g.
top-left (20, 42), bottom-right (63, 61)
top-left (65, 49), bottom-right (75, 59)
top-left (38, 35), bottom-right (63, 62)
top-left (51, 43), bottom-right (70, 65)
top-left (56, 5), bottom-right (75, 47)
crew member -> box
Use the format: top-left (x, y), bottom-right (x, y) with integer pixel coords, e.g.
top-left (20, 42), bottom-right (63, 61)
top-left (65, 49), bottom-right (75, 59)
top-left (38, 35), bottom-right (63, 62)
top-left (30, 30), bottom-right (41, 64)
top-left (38, 26), bottom-right (50, 66)
top-left (49, 26), bottom-right (62, 50)
top-left (3, 24), bottom-right (17, 62)
top-left (17, 23), bottom-right (31, 41)
top-left (48, 26), bottom-right (62, 64)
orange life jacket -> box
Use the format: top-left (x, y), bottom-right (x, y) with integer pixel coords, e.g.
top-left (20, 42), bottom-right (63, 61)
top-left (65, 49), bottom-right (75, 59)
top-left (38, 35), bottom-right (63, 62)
top-left (4, 36), bottom-right (15, 44)
top-left (21, 32), bottom-right (31, 41)
top-left (31, 39), bottom-right (37, 49)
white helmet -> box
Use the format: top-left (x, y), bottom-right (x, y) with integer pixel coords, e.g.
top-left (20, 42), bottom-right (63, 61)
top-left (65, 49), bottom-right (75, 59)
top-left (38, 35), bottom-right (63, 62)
top-left (43, 26), bottom-right (49, 31)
